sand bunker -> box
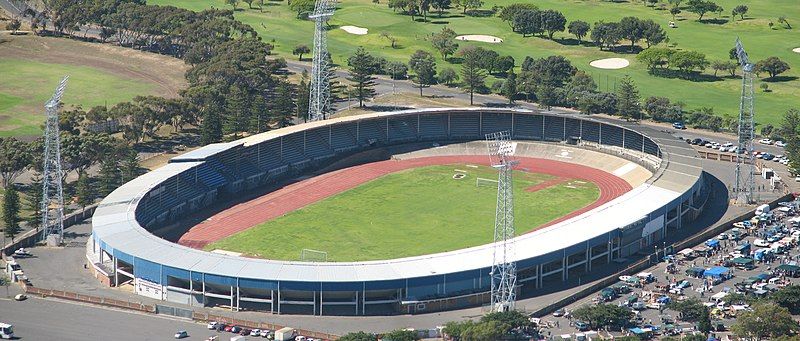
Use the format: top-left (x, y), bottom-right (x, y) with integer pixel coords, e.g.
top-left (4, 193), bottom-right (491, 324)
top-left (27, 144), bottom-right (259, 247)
top-left (793, 47), bottom-right (800, 54)
top-left (589, 58), bottom-right (630, 70)
top-left (341, 25), bottom-right (368, 35)
top-left (455, 35), bottom-right (503, 43)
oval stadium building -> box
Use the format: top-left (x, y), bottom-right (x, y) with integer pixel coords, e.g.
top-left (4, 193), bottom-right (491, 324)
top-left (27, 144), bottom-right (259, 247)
top-left (88, 108), bottom-right (706, 316)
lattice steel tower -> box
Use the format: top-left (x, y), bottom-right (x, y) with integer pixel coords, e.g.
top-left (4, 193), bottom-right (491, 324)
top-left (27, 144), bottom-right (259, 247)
top-left (41, 76), bottom-right (69, 244)
top-left (733, 38), bottom-right (756, 204)
top-left (307, 0), bottom-right (336, 122)
top-left (486, 131), bottom-right (518, 312)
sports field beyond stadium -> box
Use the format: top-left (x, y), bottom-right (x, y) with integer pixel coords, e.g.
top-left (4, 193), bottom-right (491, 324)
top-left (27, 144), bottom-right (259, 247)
top-left (182, 156), bottom-right (631, 261)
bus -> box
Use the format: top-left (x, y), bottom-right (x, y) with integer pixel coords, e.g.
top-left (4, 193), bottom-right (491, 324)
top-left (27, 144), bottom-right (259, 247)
top-left (0, 323), bottom-right (13, 339)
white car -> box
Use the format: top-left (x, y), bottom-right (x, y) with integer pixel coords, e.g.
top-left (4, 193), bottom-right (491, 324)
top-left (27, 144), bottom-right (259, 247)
top-left (759, 138), bottom-right (774, 145)
top-left (251, 329), bottom-right (262, 336)
top-left (754, 239), bottom-right (770, 247)
top-left (722, 142), bottom-right (734, 148)
top-left (776, 141), bottom-right (787, 147)
top-left (207, 321), bottom-right (222, 330)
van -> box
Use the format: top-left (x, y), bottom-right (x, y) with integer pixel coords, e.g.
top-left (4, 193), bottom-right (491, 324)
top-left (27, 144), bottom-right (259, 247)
top-left (0, 323), bottom-right (12, 340)
top-left (756, 204), bottom-right (770, 216)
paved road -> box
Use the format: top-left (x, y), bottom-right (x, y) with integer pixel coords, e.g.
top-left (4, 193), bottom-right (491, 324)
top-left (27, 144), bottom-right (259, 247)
top-left (0, 296), bottom-right (215, 341)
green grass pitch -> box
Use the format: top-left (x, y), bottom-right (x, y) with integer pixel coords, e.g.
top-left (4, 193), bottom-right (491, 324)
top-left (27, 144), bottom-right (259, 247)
top-left (205, 164), bottom-right (599, 261)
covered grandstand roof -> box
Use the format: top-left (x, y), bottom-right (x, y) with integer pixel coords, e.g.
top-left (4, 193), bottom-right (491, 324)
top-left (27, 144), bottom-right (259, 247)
top-left (92, 108), bottom-right (703, 283)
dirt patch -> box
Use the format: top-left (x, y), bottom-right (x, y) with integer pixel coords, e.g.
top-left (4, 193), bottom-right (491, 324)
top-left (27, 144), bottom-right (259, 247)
top-left (0, 34), bottom-right (188, 98)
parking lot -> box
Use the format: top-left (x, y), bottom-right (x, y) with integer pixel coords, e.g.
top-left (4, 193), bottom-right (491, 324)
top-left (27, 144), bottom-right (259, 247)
top-left (535, 197), bottom-right (800, 340)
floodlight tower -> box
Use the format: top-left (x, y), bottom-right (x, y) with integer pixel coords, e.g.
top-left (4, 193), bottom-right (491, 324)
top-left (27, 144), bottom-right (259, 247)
top-left (41, 76), bottom-right (69, 245)
top-left (732, 38), bottom-right (756, 204)
top-left (307, 0), bottom-right (337, 122)
top-left (486, 131), bottom-right (518, 312)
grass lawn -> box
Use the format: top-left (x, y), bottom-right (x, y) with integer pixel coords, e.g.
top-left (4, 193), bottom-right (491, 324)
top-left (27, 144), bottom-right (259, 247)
top-left (151, 0), bottom-right (800, 126)
top-left (204, 164), bottom-right (599, 261)
top-left (0, 34), bottom-right (188, 138)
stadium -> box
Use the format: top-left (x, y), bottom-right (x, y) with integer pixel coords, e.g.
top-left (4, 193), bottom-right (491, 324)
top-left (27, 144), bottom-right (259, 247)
top-left (87, 107), bottom-right (706, 316)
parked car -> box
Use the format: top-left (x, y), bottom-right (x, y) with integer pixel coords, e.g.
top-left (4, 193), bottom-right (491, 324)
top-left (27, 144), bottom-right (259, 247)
top-left (759, 138), bottom-right (774, 145)
top-left (250, 329), bottom-right (262, 336)
top-left (224, 325), bottom-right (234, 332)
top-left (240, 328), bottom-right (251, 336)
top-left (763, 154), bottom-right (776, 161)
top-left (776, 141), bottom-right (787, 147)
top-left (575, 321), bottom-right (590, 331)
top-left (230, 326), bottom-right (242, 334)
top-left (754, 239), bottom-right (770, 247)
top-left (208, 322), bottom-right (222, 330)
top-left (672, 122), bottom-right (686, 130)
top-left (174, 331), bottom-right (189, 339)
top-left (552, 308), bottom-right (566, 317)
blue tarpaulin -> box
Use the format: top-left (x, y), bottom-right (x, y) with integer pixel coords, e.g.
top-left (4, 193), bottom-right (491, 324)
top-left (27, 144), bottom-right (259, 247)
top-left (629, 328), bottom-right (645, 334)
top-left (704, 266), bottom-right (730, 278)
top-left (705, 239), bottom-right (720, 248)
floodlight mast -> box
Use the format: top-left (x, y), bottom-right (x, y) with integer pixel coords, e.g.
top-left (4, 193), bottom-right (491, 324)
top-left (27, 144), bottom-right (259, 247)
top-left (41, 76), bottom-right (69, 244)
top-left (486, 131), bottom-right (518, 312)
top-left (732, 38), bottom-right (756, 205)
top-left (307, 0), bottom-right (337, 122)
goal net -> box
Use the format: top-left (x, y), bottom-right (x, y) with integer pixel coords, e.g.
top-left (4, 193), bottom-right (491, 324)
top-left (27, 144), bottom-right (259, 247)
top-left (301, 248), bottom-right (328, 262)
top-left (476, 177), bottom-right (499, 187)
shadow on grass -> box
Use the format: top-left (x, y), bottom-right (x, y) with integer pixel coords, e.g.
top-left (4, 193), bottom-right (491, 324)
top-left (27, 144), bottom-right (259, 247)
top-left (430, 20), bottom-right (450, 25)
top-left (763, 76), bottom-right (798, 83)
top-left (465, 9), bottom-right (495, 17)
top-left (648, 68), bottom-right (724, 82)
top-left (556, 38), bottom-right (595, 48)
top-left (699, 18), bottom-right (729, 25)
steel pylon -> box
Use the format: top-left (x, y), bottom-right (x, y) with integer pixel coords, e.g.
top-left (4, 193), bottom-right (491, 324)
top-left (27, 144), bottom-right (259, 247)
top-left (41, 76), bottom-right (69, 244)
top-left (486, 131), bottom-right (518, 312)
top-left (307, 0), bottom-right (336, 122)
top-left (733, 38), bottom-right (756, 204)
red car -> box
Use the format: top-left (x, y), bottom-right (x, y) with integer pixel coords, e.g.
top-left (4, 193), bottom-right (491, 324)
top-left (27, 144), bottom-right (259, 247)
top-left (223, 325), bottom-right (234, 332)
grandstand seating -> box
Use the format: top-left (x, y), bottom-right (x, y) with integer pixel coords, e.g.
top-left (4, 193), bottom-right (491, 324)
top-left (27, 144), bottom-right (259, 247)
top-left (581, 121), bottom-right (601, 143)
top-left (357, 119), bottom-right (388, 144)
top-left (512, 114), bottom-right (543, 140)
top-left (449, 113), bottom-right (481, 138)
top-left (543, 116), bottom-right (565, 141)
top-left (418, 114), bottom-right (447, 139)
top-left (192, 163), bottom-right (227, 188)
top-left (330, 123), bottom-right (358, 151)
top-left (564, 117), bottom-right (581, 140)
top-left (281, 134), bottom-right (308, 164)
top-left (481, 113), bottom-right (512, 136)
top-left (388, 116), bottom-right (418, 141)
top-left (624, 130), bottom-right (644, 152)
top-left (601, 124), bottom-right (624, 148)
top-left (305, 128), bottom-right (335, 159)
top-left (254, 140), bottom-right (284, 171)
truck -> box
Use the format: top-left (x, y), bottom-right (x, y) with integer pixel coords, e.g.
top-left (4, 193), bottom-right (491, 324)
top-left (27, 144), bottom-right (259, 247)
top-left (0, 323), bottom-right (13, 339)
top-left (274, 327), bottom-right (296, 341)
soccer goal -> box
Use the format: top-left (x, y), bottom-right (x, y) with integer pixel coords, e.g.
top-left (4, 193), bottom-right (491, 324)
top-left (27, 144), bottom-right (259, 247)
top-left (301, 248), bottom-right (329, 262)
top-left (476, 177), bottom-right (499, 187)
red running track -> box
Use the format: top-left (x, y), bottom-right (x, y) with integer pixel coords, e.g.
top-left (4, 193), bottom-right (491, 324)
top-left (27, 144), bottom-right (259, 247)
top-left (178, 156), bottom-right (632, 249)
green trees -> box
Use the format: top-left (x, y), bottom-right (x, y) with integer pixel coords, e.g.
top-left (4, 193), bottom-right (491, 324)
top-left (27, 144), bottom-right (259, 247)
top-left (454, 0), bottom-right (482, 15)
top-left (618, 17), bottom-right (645, 51)
top-left (616, 75), bottom-right (641, 120)
top-left (25, 173), bottom-right (43, 232)
top-left (2, 186), bottom-right (21, 243)
top-left (498, 3), bottom-right (538, 32)
top-left (381, 329), bottom-right (418, 341)
top-left (76, 174), bottom-right (94, 209)
top-left (571, 304), bottom-right (632, 330)
top-left (755, 57), bottom-right (791, 80)
top-left (540, 10), bottom-right (566, 40)
top-left (731, 4), bottom-right (748, 20)
top-left (782, 109), bottom-right (800, 170)
top-left (645, 96), bottom-right (683, 122)
top-left (0, 138), bottom-right (31, 188)
top-left (513, 9), bottom-right (542, 37)
top-left (347, 47), bottom-right (378, 107)
top-left (567, 20), bottom-right (590, 43)
top-left (289, 0), bottom-right (315, 17)
top-left (641, 20), bottom-right (667, 47)
top-left (686, 0), bottom-right (721, 21)
top-left (637, 47), bottom-right (674, 70)
top-left (459, 47), bottom-right (487, 105)
top-left (408, 50), bottom-right (437, 97)
top-left (430, 27), bottom-right (458, 60)
top-left (443, 311), bottom-right (531, 340)
top-left (338, 331), bottom-right (378, 341)
top-left (591, 21), bottom-right (621, 50)
top-left (430, 0), bottom-right (451, 17)
top-left (502, 70), bottom-right (517, 104)
top-left (669, 50), bottom-right (709, 74)
top-left (732, 302), bottom-right (798, 340)
top-left (439, 67), bottom-right (459, 85)
top-left (292, 44), bottom-right (311, 60)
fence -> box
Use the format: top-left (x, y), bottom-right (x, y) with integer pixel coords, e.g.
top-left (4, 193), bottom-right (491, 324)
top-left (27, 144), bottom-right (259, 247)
top-left (1, 204), bottom-right (98, 257)
top-left (24, 285), bottom-right (155, 313)
top-left (530, 192), bottom-right (794, 318)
